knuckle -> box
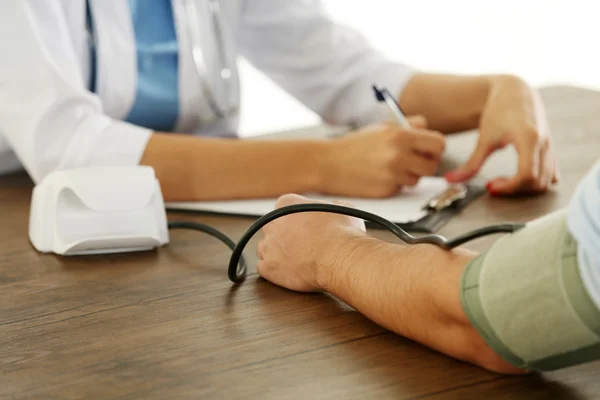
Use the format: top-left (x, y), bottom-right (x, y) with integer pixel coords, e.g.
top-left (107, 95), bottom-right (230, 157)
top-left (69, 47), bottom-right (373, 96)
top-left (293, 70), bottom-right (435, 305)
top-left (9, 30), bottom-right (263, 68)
top-left (276, 193), bottom-right (302, 208)
top-left (382, 150), bottom-right (402, 170)
top-left (540, 135), bottom-right (552, 150)
top-left (522, 125), bottom-right (542, 145)
top-left (420, 131), bottom-right (445, 154)
top-left (394, 130), bottom-right (413, 145)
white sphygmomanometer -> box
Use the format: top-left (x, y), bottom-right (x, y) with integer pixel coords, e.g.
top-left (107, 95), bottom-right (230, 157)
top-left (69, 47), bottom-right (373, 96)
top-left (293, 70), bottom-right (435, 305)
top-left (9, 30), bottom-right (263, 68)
top-left (29, 166), bottom-right (169, 255)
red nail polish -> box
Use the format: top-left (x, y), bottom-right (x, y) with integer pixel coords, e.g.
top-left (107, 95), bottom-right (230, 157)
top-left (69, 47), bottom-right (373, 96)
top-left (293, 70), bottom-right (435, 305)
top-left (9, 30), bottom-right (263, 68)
top-left (486, 183), bottom-right (500, 196)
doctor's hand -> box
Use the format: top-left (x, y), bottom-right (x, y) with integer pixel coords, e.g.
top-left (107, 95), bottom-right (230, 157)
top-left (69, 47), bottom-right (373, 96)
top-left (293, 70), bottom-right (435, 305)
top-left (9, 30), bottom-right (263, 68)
top-left (445, 75), bottom-right (559, 195)
top-left (320, 116), bottom-right (445, 198)
top-left (257, 194), bottom-right (365, 292)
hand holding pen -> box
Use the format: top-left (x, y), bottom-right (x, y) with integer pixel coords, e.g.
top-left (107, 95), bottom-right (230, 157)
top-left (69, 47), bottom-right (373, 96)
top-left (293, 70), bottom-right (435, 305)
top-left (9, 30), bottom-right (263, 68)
top-left (372, 84), bottom-right (446, 173)
top-left (316, 86), bottom-right (445, 198)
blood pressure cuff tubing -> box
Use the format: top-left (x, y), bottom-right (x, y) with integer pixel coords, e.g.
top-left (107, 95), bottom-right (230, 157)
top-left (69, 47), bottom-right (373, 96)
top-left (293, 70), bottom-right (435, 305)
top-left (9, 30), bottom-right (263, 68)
top-left (460, 209), bottom-right (600, 371)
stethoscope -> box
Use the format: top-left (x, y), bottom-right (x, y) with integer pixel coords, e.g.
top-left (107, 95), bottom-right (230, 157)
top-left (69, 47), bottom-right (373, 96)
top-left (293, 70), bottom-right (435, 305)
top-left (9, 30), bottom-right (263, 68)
top-left (180, 0), bottom-right (240, 123)
top-left (86, 0), bottom-right (239, 124)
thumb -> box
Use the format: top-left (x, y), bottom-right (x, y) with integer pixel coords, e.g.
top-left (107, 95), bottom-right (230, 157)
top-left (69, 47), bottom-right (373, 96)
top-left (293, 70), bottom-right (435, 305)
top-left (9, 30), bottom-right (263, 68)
top-left (445, 140), bottom-right (493, 183)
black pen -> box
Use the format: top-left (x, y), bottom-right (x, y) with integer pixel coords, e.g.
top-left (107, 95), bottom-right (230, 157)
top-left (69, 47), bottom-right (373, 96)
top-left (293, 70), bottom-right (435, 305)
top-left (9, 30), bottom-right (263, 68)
top-left (372, 84), bottom-right (411, 129)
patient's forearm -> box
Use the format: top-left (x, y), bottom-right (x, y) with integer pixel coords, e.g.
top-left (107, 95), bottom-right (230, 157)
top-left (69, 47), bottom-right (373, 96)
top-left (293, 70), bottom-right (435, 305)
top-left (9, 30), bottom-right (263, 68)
top-left (141, 133), bottom-right (326, 202)
top-left (318, 236), bottom-right (525, 374)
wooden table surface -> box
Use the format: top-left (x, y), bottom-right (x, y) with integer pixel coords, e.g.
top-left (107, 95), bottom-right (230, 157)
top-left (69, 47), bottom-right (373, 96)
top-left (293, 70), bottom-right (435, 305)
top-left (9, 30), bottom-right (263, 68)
top-left (1, 86), bottom-right (600, 399)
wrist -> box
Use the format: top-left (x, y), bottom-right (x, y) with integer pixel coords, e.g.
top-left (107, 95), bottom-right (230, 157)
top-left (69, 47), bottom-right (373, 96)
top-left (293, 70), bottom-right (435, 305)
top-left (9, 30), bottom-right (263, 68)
top-left (486, 74), bottom-right (529, 100)
top-left (304, 140), bottom-right (331, 193)
top-left (315, 233), bottom-right (378, 293)
top-left (312, 140), bottom-right (337, 194)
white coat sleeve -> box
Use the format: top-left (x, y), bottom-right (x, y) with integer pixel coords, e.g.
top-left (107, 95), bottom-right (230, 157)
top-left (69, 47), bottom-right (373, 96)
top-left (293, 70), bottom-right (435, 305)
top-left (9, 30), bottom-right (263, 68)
top-left (0, 1), bottom-right (152, 183)
top-left (238, 0), bottom-right (417, 128)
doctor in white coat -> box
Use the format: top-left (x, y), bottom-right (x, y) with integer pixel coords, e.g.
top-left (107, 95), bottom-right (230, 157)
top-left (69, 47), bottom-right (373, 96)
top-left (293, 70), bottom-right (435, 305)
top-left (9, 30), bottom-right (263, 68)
top-left (0, 0), bottom-right (558, 201)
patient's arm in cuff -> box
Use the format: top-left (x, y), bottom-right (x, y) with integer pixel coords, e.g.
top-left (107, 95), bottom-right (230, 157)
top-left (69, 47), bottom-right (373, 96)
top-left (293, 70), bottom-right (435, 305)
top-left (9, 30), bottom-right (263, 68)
top-left (461, 209), bottom-right (600, 372)
top-left (318, 236), bottom-right (525, 374)
top-left (321, 205), bottom-right (600, 373)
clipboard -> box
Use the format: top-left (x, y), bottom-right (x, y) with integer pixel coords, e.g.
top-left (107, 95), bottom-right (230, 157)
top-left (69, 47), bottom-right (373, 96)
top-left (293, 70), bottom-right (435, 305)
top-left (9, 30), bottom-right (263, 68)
top-left (166, 180), bottom-right (485, 234)
top-left (370, 183), bottom-right (485, 233)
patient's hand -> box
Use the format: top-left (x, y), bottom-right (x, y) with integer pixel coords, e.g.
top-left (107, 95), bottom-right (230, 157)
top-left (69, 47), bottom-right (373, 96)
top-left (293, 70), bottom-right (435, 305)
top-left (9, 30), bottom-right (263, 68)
top-left (319, 117), bottom-right (445, 198)
top-left (257, 194), bottom-right (365, 292)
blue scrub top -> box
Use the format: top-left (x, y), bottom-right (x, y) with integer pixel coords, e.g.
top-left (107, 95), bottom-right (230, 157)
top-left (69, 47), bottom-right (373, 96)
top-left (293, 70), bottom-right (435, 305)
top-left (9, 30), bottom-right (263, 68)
top-left (87, 0), bottom-right (180, 132)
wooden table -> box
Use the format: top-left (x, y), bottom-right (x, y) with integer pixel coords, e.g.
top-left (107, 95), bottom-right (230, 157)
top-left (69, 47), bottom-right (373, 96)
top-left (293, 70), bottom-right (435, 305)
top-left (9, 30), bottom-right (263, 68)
top-left (1, 86), bottom-right (599, 399)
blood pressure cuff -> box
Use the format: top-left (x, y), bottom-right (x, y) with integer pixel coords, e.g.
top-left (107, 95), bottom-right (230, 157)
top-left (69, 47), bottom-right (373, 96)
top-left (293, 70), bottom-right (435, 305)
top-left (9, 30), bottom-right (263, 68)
top-left (460, 209), bottom-right (600, 371)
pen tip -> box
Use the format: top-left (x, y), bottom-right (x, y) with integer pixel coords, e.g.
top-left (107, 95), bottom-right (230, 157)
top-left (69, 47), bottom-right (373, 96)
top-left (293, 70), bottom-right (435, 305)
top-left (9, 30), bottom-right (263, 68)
top-left (372, 85), bottom-right (385, 102)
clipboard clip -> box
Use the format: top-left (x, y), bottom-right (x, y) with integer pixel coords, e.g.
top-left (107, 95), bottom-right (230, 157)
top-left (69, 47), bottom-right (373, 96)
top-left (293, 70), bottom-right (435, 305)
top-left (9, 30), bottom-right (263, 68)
top-left (424, 183), bottom-right (469, 212)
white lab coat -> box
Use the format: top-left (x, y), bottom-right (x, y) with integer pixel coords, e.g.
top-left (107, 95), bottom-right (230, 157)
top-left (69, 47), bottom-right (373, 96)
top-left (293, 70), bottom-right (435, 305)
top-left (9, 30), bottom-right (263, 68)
top-left (0, 0), bottom-right (414, 183)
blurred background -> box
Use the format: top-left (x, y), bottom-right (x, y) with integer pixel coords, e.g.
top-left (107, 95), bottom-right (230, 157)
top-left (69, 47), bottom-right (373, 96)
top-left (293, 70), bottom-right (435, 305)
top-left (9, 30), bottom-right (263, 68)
top-left (238, 0), bottom-right (599, 136)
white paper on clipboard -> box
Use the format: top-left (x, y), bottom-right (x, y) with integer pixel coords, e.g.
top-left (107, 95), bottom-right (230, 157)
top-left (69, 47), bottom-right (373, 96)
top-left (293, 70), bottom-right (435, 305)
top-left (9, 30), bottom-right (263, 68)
top-left (166, 177), bottom-right (449, 224)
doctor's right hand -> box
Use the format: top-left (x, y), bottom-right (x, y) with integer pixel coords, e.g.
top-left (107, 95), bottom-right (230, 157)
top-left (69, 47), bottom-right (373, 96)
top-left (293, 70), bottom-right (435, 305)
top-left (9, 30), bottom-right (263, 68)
top-left (319, 117), bottom-right (445, 198)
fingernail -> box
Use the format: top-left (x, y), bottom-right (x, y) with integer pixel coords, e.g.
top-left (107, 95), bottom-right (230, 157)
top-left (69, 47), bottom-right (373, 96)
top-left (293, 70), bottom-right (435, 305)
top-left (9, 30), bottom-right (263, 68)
top-left (444, 171), bottom-right (460, 181)
top-left (486, 183), bottom-right (500, 196)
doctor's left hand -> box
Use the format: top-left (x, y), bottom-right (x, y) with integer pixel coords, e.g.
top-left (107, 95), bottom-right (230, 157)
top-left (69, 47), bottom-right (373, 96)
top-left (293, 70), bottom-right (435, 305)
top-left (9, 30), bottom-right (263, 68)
top-left (445, 75), bottom-right (559, 195)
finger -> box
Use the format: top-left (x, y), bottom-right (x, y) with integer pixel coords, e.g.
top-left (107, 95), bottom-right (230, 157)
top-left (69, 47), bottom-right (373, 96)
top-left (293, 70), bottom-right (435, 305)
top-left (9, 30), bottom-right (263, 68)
top-left (256, 260), bottom-right (270, 278)
top-left (406, 115), bottom-right (427, 129)
top-left (488, 141), bottom-right (540, 194)
top-left (486, 177), bottom-right (510, 196)
top-left (444, 139), bottom-right (496, 183)
top-left (404, 152), bottom-right (439, 177)
top-left (257, 260), bottom-right (312, 292)
top-left (537, 137), bottom-right (557, 188)
top-left (552, 156), bottom-right (560, 184)
top-left (542, 141), bottom-right (555, 190)
top-left (409, 130), bottom-right (445, 160)
top-left (537, 143), bottom-right (550, 191)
